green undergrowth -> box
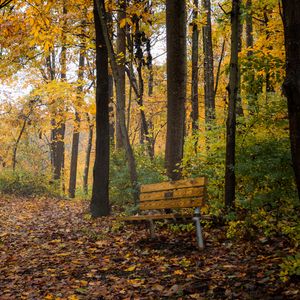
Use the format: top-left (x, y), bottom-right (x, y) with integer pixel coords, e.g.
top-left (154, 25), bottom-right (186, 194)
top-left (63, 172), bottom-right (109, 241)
top-left (110, 146), bottom-right (166, 210)
top-left (0, 169), bottom-right (60, 197)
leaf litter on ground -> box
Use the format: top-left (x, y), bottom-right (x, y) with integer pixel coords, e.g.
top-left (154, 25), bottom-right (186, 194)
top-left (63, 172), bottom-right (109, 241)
top-left (0, 196), bottom-right (299, 299)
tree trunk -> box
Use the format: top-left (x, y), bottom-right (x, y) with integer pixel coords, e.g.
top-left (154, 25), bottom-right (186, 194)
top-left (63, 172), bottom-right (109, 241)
top-left (107, 12), bottom-right (115, 143)
top-left (90, 0), bottom-right (110, 217)
top-left (282, 0), bottom-right (300, 201)
top-left (135, 19), bottom-right (154, 159)
top-left (94, 0), bottom-right (139, 205)
top-left (191, 0), bottom-right (199, 133)
top-left (245, 0), bottom-right (256, 113)
top-left (264, 8), bottom-right (275, 98)
top-left (147, 38), bottom-right (154, 97)
top-left (246, 0), bottom-right (253, 57)
top-left (236, 14), bottom-right (244, 116)
top-left (115, 0), bottom-right (126, 149)
top-left (202, 0), bottom-right (215, 123)
top-left (50, 4), bottom-right (67, 184)
top-left (165, 0), bottom-right (187, 180)
top-left (83, 114), bottom-right (94, 195)
top-left (214, 39), bottom-right (225, 97)
top-left (225, 0), bottom-right (240, 209)
top-left (68, 112), bottom-right (81, 198)
top-left (12, 118), bottom-right (27, 171)
top-left (69, 17), bottom-right (86, 199)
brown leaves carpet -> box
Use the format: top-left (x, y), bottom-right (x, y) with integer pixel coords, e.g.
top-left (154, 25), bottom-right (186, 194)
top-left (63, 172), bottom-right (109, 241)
top-left (0, 196), bottom-right (298, 299)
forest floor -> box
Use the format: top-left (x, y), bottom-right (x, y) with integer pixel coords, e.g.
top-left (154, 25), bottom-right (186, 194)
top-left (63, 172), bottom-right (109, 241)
top-left (0, 196), bottom-right (299, 300)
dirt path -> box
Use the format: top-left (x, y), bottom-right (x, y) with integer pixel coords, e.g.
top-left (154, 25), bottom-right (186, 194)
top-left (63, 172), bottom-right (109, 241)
top-left (0, 196), bottom-right (298, 299)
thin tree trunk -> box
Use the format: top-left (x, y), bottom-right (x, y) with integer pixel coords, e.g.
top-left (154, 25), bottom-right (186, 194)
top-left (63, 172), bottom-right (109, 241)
top-left (236, 14), bottom-right (243, 116)
top-left (214, 39), bottom-right (225, 97)
top-left (50, 3), bottom-right (67, 184)
top-left (59, 2), bottom-right (67, 191)
top-left (68, 112), bottom-right (81, 198)
top-left (225, 0), bottom-right (240, 209)
top-left (282, 0), bottom-right (300, 201)
top-left (12, 118), bottom-right (27, 171)
top-left (147, 38), bottom-right (154, 97)
top-left (133, 18), bottom-right (154, 159)
top-left (90, 0), bottom-right (110, 217)
top-left (83, 114), bottom-right (93, 195)
top-left (264, 8), bottom-right (275, 98)
top-left (191, 0), bottom-right (199, 133)
top-left (245, 0), bottom-right (256, 113)
top-left (202, 0), bottom-right (215, 123)
top-left (165, 0), bottom-right (187, 180)
top-left (115, 0), bottom-right (126, 149)
top-left (107, 12), bottom-right (115, 143)
top-left (69, 17), bottom-right (86, 198)
top-left (108, 71), bottom-right (114, 141)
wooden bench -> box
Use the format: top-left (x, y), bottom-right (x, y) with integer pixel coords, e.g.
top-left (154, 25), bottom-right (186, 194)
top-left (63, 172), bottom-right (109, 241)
top-left (120, 177), bottom-right (207, 249)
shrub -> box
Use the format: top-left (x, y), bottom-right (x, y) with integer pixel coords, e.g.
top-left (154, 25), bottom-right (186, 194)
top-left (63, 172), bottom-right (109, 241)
top-left (0, 169), bottom-right (60, 197)
top-left (109, 146), bottom-right (166, 208)
top-left (280, 253), bottom-right (300, 282)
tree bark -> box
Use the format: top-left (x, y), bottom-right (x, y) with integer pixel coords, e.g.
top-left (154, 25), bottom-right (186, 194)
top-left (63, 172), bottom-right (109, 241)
top-left (225, 0), bottom-right (240, 209)
top-left (191, 0), bottom-right (199, 133)
top-left (282, 0), bottom-right (300, 201)
top-left (69, 17), bottom-right (86, 199)
top-left (202, 0), bottom-right (215, 123)
top-left (95, 0), bottom-right (139, 205)
top-left (12, 118), bottom-right (27, 171)
top-left (236, 14), bottom-right (243, 116)
top-left (115, 0), bottom-right (126, 149)
top-left (107, 11), bottom-right (115, 144)
top-left (50, 3), bottom-right (67, 184)
top-left (134, 19), bottom-right (154, 159)
top-left (165, 0), bottom-right (187, 180)
top-left (245, 0), bottom-right (257, 113)
top-left (90, 0), bottom-right (110, 217)
top-left (214, 39), bottom-right (225, 97)
top-left (83, 114), bottom-right (94, 195)
top-left (68, 112), bottom-right (80, 198)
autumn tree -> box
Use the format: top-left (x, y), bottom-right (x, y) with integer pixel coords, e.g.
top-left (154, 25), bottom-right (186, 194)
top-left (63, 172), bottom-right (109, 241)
top-left (94, 0), bottom-right (139, 204)
top-left (225, 0), bottom-right (240, 209)
top-left (115, 0), bottom-right (126, 149)
top-left (202, 0), bottom-right (215, 123)
top-left (165, 0), bottom-right (187, 180)
top-left (69, 16), bottom-right (86, 199)
top-left (282, 0), bottom-right (300, 201)
top-left (191, 0), bottom-right (199, 133)
top-left (90, 0), bottom-right (110, 217)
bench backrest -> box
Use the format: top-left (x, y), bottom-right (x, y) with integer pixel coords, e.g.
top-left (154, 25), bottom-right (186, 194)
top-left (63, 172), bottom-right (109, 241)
top-left (139, 177), bottom-right (207, 210)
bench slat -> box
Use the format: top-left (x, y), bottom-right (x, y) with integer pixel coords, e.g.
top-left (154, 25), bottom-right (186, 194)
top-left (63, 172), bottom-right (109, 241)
top-left (119, 213), bottom-right (193, 221)
top-left (140, 186), bottom-right (205, 202)
top-left (140, 177), bottom-right (207, 193)
top-left (140, 197), bottom-right (204, 210)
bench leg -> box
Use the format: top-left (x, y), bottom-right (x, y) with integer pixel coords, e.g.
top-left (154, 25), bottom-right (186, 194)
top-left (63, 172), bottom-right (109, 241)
top-left (148, 220), bottom-right (155, 239)
top-left (193, 207), bottom-right (204, 249)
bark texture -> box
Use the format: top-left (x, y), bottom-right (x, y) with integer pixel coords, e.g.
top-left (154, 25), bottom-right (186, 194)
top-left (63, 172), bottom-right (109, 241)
top-left (225, 0), bottom-right (240, 209)
top-left (282, 0), bottom-right (300, 201)
top-left (165, 0), bottom-right (187, 180)
top-left (90, 0), bottom-right (110, 216)
top-left (83, 114), bottom-right (93, 195)
top-left (115, 0), bottom-right (126, 149)
top-left (69, 18), bottom-right (85, 199)
top-left (191, 0), bottom-right (199, 132)
top-left (95, 0), bottom-right (139, 205)
top-left (202, 0), bottom-right (215, 123)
